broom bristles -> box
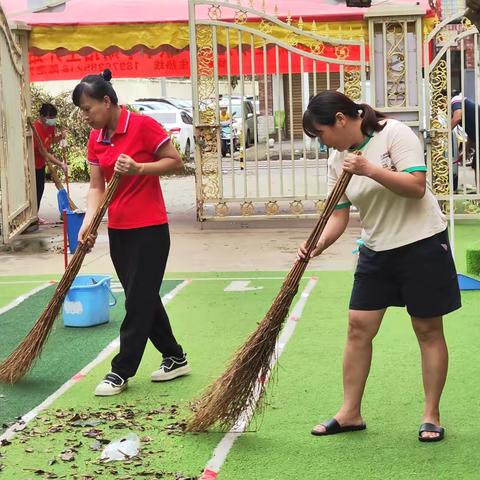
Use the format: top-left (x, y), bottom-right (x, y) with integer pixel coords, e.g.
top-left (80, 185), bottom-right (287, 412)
top-left (187, 288), bottom-right (294, 432)
top-left (0, 173), bottom-right (121, 384)
top-left (186, 169), bottom-right (353, 432)
top-left (0, 296), bottom-right (66, 383)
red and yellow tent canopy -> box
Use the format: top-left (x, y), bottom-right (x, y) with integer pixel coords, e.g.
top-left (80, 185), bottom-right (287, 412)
top-left (2, 0), bottom-right (435, 81)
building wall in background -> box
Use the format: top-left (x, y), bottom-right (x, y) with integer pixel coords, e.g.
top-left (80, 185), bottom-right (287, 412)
top-left (34, 78), bottom-right (256, 104)
top-left (441, 0), bottom-right (465, 19)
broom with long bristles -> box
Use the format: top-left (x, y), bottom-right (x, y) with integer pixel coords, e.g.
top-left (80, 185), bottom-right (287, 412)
top-left (0, 172), bottom-right (121, 384)
top-left (186, 167), bottom-right (354, 432)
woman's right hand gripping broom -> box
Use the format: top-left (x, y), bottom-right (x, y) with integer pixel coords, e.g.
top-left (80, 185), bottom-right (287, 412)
top-left (78, 222), bottom-right (97, 251)
top-left (297, 239), bottom-right (325, 260)
top-left (77, 164), bottom-right (107, 251)
top-left (296, 207), bottom-right (351, 261)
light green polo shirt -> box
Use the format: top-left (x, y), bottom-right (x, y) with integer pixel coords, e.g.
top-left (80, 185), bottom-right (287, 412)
top-left (328, 118), bottom-right (447, 251)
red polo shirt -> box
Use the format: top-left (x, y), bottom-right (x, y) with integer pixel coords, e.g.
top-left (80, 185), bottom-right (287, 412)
top-left (33, 119), bottom-right (55, 169)
top-left (87, 108), bottom-right (170, 229)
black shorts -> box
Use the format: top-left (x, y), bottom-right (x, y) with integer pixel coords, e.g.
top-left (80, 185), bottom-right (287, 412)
top-left (350, 229), bottom-right (461, 318)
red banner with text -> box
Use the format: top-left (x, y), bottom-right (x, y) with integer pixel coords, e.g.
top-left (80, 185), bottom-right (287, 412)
top-left (29, 44), bottom-right (364, 81)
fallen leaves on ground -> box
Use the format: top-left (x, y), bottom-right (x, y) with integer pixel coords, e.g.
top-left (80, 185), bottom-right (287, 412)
top-left (3, 401), bottom-right (200, 479)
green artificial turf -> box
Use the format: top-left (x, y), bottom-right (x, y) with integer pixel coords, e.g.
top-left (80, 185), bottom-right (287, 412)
top-left (0, 280), bottom-right (181, 434)
top-left (0, 275), bottom-right (58, 309)
top-left (219, 272), bottom-right (480, 480)
top-left (0, 275), bottom-right (290, 479)
top-left (1, 235), bottom-right (480, 480)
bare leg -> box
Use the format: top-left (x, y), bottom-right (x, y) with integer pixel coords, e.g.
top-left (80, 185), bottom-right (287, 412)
top-left (312, 309), bottom-right (385, 433)
top-left (411, 316), bottom-right (448, 440)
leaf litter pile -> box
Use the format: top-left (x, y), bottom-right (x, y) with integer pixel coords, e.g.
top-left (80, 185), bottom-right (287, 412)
top-left (0, 402), bottom-right (199, 479)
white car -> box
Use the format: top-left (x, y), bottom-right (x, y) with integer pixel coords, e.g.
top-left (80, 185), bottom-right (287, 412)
top-left (136, 97), bottom-right (193, 115)
top-left (221, 97), bottom-right (257, 147)
top-left (131, 101), bottom-right (194, 160)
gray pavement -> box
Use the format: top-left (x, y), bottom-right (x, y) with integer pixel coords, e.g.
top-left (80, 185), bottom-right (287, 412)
top-left (0, 175), bottom-right (361, 275)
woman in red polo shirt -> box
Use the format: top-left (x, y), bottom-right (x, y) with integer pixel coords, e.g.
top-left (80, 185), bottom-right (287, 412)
top-left (73, 70), bottom-right (190, 396)
top-left (33, 103), bottom-right (67, 217)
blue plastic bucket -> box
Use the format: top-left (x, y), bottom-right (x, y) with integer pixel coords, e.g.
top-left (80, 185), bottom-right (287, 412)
top-left (62, 275), bottom-right (116, 327)
top-left (66, 211), bottom-right (85, 254)
top-left (57, 189), bottom-right (85, 254)
top-left (57, 189), bottom-right (69, 214)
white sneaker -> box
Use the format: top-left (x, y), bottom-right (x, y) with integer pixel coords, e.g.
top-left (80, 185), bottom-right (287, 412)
top-left (94, 372), bottom-right (128, 396)
top-left (151, 354), bottom-right (191, 382)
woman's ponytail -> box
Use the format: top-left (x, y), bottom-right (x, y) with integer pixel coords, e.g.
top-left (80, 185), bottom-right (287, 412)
top-left (358, 103), bottom-right (386, 136)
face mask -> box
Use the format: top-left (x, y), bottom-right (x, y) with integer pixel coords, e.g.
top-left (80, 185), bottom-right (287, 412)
top-left (45, 118), bottom-right (57, 126)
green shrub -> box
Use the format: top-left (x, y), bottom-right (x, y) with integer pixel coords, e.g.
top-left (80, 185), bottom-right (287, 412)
top-left (65, 153), bottom-right (90, 182)
top-left (466, 249), bottom-right (480, 276)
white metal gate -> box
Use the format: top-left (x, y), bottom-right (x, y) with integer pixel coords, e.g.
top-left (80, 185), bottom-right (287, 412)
top-left (0, 11), bottom-right (36, 243)
top-left (424, 10), bottom-right (480, 220)
top-left (189, 0), bottom-right (367, 221)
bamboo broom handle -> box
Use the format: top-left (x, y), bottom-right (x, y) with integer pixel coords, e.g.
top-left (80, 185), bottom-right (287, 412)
top-left (284, 169), bottom-right (353, 288)
top-left (304, 170), bottom-right (352, 255)
top-left (51, 172), bottom-right (121, 298)
top-left (21, 171), bottom-right (120, 308)
top-left (28, 118), bottom-right (78, 211)
top-left (83, 172), bottom-right (121, 239)
top-left (0, 172), bottom-right (121, 383)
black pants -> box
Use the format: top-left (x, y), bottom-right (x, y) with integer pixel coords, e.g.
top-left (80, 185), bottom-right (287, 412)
top-left (35, 168), bottom-right (45, 210)
top-left (109, 224), bottom-right (183, 379)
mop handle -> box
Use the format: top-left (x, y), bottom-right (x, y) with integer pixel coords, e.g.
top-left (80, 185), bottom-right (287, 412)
top-left (62, 210), bottom-right (68, 270)
top-left (65, 164), bottom-right (70, 196)
top-left (62, 138), bottom-right (70, 197)
top-left (58, 129), bottom-right (70, 196)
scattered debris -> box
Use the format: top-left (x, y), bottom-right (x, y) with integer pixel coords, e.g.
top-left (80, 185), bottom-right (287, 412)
top-left (59, 450), bottom-right (76, 462)
top-left (24, 469), bottom-right (59, 479)
top-left (3, 402), bottom-right (193, 478)
top-left (71, 419), bottom-right (104, 428)
top-left (100, 433), bottom-right (140, 462)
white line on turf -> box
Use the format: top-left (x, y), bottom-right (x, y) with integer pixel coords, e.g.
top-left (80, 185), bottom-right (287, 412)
top-left (177, 277), bottom-right (287, 281)
top-left (199, 277), bottom-right (319, 479)
top-left (0, 282), bottom-right (54, 316)
top-left (224, 281), bottom-right (264, 292)
top-left (0, 279), bottom-right (192, 443)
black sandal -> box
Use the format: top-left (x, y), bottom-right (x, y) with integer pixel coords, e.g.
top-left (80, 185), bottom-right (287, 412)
top-left (311, 418), bottom-right (367, 436)
top-left (418, 423), bottom-right (445, 442)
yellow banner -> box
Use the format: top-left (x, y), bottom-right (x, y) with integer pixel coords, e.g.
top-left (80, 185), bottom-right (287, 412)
top-left (29, 17), bottom-right (437, 53)
top-left (30, 21), bottom-right (367, 52)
